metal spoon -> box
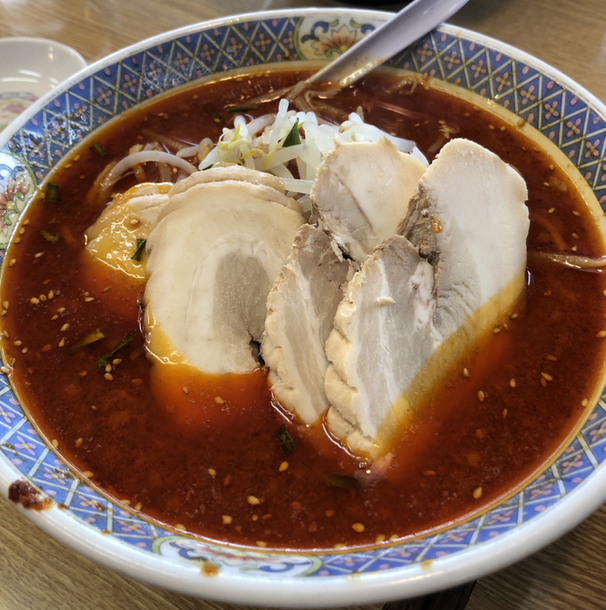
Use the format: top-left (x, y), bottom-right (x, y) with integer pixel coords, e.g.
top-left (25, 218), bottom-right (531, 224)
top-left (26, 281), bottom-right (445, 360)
top-left (248, 0), bottom-right (469, 105)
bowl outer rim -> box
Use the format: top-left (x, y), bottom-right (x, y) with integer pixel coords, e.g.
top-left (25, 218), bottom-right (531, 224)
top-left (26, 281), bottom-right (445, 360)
top-left (1, 6), bottom-right (606, 607)
top-left (0, 36), bottom-right (87, 70)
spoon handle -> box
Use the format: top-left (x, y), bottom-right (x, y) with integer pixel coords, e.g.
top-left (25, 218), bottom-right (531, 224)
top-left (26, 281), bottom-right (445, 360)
top-left (308, 0), bottom-right (469, 89)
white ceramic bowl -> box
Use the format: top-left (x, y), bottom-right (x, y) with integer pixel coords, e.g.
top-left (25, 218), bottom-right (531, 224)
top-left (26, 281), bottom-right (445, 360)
top-left (0, 8), bottom-right (606, 608)
top-left (0, 37), bottom-right (86, 131)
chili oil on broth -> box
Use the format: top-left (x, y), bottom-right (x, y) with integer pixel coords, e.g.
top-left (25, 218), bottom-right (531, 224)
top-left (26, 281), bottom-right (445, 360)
top-left (1, 68), bottom-right (605, 551)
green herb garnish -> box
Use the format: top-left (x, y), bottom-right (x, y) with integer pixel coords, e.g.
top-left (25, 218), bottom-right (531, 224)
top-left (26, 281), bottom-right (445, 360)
top-left (90, 141), bottom-right (107, 157)
top-left (206, 105), bottom-right (223, 123)
top-left (324, 471), bottom-right (361, 490)
top-left (131, 239), bottom-right (146, 261)
top-left (40, 230), bottom-right (59, 244)
top-left (282, 119), bottom-right (301, 148)
top-left (46, 183), bottom-right (61, 202)
top-left (273, 424), bottom-right (296, 456)
top-left (97, 332), bottom-right (133, 370)
top-left (227, 105), bottom-right (258, 113)
top-left (67, 329), bottom-right (105, 355)
top-left (201, 164), bottom-right (214, 171)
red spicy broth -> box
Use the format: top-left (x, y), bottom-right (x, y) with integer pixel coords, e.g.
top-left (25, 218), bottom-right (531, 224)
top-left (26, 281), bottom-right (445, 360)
top-left (1, 69), bottom-right (605, 550)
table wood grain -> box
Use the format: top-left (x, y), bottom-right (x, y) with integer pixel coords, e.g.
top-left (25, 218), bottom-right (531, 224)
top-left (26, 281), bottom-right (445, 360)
top-left (0, 0), bottom-right (605, 608)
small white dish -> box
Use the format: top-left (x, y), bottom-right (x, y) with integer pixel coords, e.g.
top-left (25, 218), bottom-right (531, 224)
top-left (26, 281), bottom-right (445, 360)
top-left (0, 37), bottom-right (86, 131)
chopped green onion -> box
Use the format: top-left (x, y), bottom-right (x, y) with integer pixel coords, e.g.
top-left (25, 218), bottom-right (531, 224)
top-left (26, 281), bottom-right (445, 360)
top-left (46, 183), bottom-right (61, 202)
top-left (206, 105), bottom-right (223, 123)
top-left (324, 471), bottom-right (361, 489)
top-left (227, 105), bottom-right (258, 113)
top-left (67, 329), bottom-right (105, 355)
top-left (97, 332), bottom-right (133, 370)
top-left (131, 239), bottom-right (146, 261)
top-left (273, 424), bottom-right (296, 456)
top-left (201, 164), bottom-right (214, 171)
top-left (282, 119), bottom-right (301, 148)
top-left (40, 230), bottom-right (59, 244)
top-left (90, 141), bottom-right (107, 157)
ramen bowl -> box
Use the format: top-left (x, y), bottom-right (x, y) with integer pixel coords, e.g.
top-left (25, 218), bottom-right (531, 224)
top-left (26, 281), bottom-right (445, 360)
top-left (0, 8), bottom-right (606, 607)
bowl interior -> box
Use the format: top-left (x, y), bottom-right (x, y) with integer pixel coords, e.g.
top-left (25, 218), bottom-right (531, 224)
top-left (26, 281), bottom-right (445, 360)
top-left (0, 9), bottom-right (606, 606)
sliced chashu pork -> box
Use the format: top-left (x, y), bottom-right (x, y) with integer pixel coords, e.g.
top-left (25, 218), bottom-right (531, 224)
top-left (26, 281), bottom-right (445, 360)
top-left (143, 179), bottom-right (305, 374)
top-left (311, 138), bottom-right (426, 262)
top-left (325, 138), bottom-right (529, 458)
top-left (262, 225), bottom-right (353, 424)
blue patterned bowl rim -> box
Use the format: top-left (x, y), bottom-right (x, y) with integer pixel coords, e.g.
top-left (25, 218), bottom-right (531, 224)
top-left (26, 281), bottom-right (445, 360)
top-left (1, 8), bottom-right (606, 607)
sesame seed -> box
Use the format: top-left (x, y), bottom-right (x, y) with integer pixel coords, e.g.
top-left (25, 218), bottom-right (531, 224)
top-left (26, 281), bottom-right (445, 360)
top-left (252, 514), bottom-right (259, 521)
top-left (572, 233), bottom-right (579, 239)
top-left (509, 378), bottom-right (516, 388)
top-left (473, 486), bottom-right (483, 499)
top-left (102, 286), bottom-right (111, 293)
top-left (112, 358), bottom-right (122, 365)
top-left (543, 182), bottom-right (550, 187)
top-left (208, 468), bottom-right (216, 476)
top-left (105, 363), bottom-right (112, 373)
top-left (549, 164), bottom-right (554, 170)
top-left (183, 386), bottom-right (189, 394)
top-left (82, 471), bottom-right (94, 478)
top-left (325, 509), bottom-right (335, 517)
top-left (57, 307), bottom-right (65, 314)
top-left (544, 290), bottom-right (551, 297)
top-left (42, 344), bottom-right (52, 352)
top-left (58, 338), bottom-right (65, 347)
top-left (129, 218), bottom-right (141, 226)
top-left (30, 297), bottom-right (40, 305)
top-left (134, 502), bottom-right (142, 511)
top-left (541, 377), bottom-right (547, 387)
top-left (48, 290), bottom-right (54, 299)
top-left (2, 301), bottom-right (8, 310)
top-left (23, 219), bottom-right (30, 226)
top-left (248, 495), bottom-right (261, 505)
top-left (463, 367), bottom-right (470, 377)
top-left (51, 315), bottom-right (58, 321)
top-left (477, 390), bottom-right (485, 402)
top-left (502, 408), bottom-right (508, 419)
top-left (12, 237), bottom-right (20, 244)
top-left (34, 252), bottom-right (44, 258)
top-left (175, 524), bottom-right (186, 531)
top-left (21, 347), bottom-right (28, 354)
top-left (493, 326), bottom-right (501, 334)
top-left (572, 210), bottom-right (581, 216)
top-left (279, 461), bottom-right (289, 472)
top-left (39, 294), bottom-right (47, 302)
top-left (1, 310), bottom-right (6, 317)
top-left (352, 523), bottom-right (365, 533)
top-left (488, 124), bottom-right (494, 130)
top-left (389, 535), bottom-right (399, 542)
top-left (83, 292), bottom-right (89, 297)
top-left (423, 470), bottom-right (436, 476)
top-left (214, 396), bottom-right (225, 404)
top-left (334, 543), bottom-right (346, 549)
top-left (75, 438), bottom-right (83, 448)
top-left (541, 372), bottom-right (553, 381)
top-left (548, 207), bottom-right (555, 214)
top-left (18, 227), bottom-right (25, 235)
top-left (0, 366), bottom-right (10, 374)
top-left (9, 259), bottom-right (16, 267)
top-left (50, 438), bottom-right (59, 448)
top-left (84, 297), bottom-right (94, 302)
top-left (60, 323), bottom-right (70, 332)
top-left (571, 246), bottom-right (578, 252)
top-left (376, 534), bottom-right (386, 543)
top-left (223, 474), bottom-right (231, 486)
top-left (256, 541), bottom-right (267, 548)
top-left (581, 398), bottom-right (589, 407)
top-left (2, 331), bottom-right (7, 338)
top-left (104, 373), bottom-right (114, 381)
top-left (79, 371), bottom-right (87, 377)
top-left (510, 313), bottom-right (518, 319)
top-left (222, 515), bottom-right (233, 524)
top-left (597, 331), bottom-right (606, 338)
top-left (546, 355), bottom-right (557, 361)
top-left (13, 340), bottom-right (21, 346)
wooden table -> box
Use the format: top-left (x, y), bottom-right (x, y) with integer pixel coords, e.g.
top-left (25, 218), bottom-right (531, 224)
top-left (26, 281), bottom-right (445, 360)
top-left (1, 0), bottom-right (605, 608)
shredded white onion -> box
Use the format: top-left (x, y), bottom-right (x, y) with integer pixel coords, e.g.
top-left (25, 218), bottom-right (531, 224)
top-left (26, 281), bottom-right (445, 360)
top-left (189, 99), bottom-right (426, 195)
